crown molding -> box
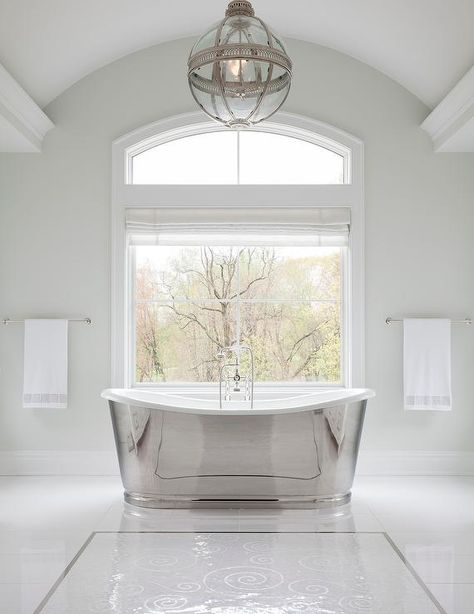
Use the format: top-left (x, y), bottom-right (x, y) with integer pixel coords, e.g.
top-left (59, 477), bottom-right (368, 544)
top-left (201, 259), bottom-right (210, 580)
top-left (421, 65), bottom-right (474, 152)
top-left (0, 62), bottom-right (54, 152)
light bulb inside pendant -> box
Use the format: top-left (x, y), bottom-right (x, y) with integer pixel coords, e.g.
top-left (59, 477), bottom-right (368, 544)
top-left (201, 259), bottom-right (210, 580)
top-left (226, 59), bottom-right (242, 78)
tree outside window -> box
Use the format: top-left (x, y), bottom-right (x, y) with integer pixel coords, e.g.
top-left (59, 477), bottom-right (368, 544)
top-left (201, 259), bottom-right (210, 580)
top-left (134, 244), bottom-right (342, 384)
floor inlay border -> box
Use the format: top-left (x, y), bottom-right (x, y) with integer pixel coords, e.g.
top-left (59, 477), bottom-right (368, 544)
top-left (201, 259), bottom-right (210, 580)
top-left (382, 533), bottom-right (445, 613)
top-left (33, 532), bottom-right (95, 614)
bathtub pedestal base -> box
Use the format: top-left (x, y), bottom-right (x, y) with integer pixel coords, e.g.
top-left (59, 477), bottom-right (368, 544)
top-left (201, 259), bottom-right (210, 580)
top-left (124, 491), bottom-right (352, 509)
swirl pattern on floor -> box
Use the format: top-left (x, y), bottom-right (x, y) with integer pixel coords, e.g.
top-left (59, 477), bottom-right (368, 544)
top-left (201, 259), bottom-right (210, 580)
top-left (39, 532), bottom-right (440, 613)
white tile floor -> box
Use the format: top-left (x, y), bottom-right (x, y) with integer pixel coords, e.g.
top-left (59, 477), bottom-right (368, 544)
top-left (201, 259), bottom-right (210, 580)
top-left (0, 475), bottom-right (473, 613)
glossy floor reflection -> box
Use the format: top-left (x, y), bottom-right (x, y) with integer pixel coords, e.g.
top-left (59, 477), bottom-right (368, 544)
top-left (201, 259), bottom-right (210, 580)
top-left (40, 532), bottom-right (439, 613)
top-left (1, 476), bottom-right (474, 612)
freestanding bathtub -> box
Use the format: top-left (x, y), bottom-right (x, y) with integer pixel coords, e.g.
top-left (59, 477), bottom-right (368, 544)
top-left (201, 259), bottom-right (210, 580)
top-left (101, 387), bottom-right (375, 509)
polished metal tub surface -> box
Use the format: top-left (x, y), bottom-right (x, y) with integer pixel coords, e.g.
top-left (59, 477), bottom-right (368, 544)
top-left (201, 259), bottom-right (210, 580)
top-left (102, 388), bottom-right (374, 509)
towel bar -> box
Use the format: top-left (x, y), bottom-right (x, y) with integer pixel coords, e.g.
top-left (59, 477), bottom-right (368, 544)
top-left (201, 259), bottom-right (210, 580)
top-left (2, 317), bottom-right (92, 325)
top-left (386, 317), bottom-right (471, 325)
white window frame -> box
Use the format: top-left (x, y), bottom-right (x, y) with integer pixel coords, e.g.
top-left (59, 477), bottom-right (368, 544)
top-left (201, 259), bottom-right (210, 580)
top-left (111, 111), bottom-right (364, 388)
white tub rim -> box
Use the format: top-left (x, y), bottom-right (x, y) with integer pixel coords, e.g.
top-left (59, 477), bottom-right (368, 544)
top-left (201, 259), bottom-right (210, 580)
top-left (101, 387), bottom-right (375, 415)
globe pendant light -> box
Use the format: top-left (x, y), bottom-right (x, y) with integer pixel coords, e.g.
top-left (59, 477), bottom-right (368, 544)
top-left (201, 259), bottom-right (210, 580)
top-left (188, 0), bottom-right (292, 128)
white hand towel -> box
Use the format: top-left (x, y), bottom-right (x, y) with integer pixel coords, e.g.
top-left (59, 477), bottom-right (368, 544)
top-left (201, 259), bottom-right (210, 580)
top-left (403, 318), bottom-right (451, 411)
top-left (23, 319), bottom-right (68, 408)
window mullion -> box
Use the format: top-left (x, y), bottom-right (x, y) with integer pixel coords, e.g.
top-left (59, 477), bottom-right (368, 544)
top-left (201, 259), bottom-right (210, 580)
top-left (236, 247), bottom-right (241, 356)
top-left (237, 131), bottom-right (241, 185)
top-left (135, 298), bottom-right (341, 304)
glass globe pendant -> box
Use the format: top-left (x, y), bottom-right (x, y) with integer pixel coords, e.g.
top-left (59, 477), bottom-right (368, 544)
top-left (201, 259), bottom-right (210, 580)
top-left (188, 0), bottom-right (292, 128)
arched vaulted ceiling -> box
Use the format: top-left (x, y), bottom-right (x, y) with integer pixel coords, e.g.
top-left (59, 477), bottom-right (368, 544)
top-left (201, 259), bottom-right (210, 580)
top-left (0, 0), bottom-right (473, 151)
top-left (0, 0), bottom-right (473, 109)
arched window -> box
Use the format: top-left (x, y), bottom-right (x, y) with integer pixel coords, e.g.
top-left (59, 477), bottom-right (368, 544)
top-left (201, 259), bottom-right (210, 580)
top-left (112, 113), bottom-right (364, 389)
top-left (130, 131), bottom-right (346, 185)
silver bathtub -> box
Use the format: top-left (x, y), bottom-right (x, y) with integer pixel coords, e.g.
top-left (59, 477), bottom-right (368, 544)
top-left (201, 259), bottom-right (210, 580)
top-left (101, 387), bottom-right (375, 509)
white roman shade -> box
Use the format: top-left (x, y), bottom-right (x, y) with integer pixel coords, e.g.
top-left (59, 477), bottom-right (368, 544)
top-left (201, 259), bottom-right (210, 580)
top-left (126, 207), bottom-right (350, 247)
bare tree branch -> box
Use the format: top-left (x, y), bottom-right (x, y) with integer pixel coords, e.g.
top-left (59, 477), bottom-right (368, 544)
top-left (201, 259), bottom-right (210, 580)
top-left (164, 303), bottom-right (221, 347)
top-left (291, 348), bottom-right (320, 379)
top-left (286, 320), bottom-right (329, 364)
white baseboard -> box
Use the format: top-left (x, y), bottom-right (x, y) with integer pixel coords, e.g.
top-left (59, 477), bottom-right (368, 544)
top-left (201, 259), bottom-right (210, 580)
top-left (0, 451), bottom-right (120, 476)
top-left (356, 451), bottom-right (474, 476)
top-left (0, 450), bottom-right (473, 477)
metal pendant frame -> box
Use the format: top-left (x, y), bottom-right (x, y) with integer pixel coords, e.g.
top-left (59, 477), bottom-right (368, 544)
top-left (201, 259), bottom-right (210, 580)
top-left (187, 1), bottom-right (292, 128)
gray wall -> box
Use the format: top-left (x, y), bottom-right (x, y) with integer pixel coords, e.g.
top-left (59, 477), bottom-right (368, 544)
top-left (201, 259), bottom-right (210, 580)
top-left (0, 38), bottom-right (473, 453)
